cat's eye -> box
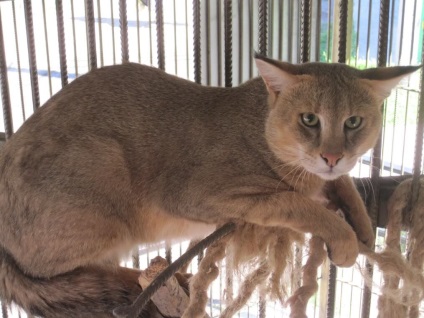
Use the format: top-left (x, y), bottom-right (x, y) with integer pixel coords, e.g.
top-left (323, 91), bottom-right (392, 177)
top-left (301, 113), bottom-right (320, 127)
top-left (345, 116), bottom-right (362, 129)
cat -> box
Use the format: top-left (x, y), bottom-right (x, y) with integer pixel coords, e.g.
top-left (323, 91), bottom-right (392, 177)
top-left (0, 55), bottom-right (419, 317)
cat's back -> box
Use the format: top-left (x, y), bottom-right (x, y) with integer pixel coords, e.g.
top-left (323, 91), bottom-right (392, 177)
top-left (0, 63), bottom-right (267, 189)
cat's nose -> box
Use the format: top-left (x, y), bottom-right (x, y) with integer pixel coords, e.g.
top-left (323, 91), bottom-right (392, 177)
top-left (320, 152), bottom-right (343, 167)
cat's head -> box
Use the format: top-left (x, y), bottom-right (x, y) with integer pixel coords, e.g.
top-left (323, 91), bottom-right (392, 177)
top-left (255, 55), bottom-right (420, 181)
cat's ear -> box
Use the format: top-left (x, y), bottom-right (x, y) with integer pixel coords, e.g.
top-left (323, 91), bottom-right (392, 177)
top-left (359, 65), bottom-right (421, 101)
top-left (254, 55), bottom-right (307, 97)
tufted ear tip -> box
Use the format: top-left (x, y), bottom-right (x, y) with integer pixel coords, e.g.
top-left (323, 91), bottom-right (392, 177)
top-left (359, 65), bottom-right (421, 101)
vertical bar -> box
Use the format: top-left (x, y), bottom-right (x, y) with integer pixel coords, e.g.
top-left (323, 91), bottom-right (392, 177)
top-left (136, 0), bottom-right (141, 63)
top-left (354, 0), bottom-right (361, 67)
top-left (365, 0), bottom-right (373, 66)
top-left (41, 0), bottom-right (53, 96)
top-left (193, 0), bottom-right (201, 84)
top-left (185, 0), bottom-right (190, 79)
top-left (165, 242), bottom-right (172, 264)
top-left (156, 0), bottom-right (165, 70)
top-left (173, 0), bottom-right (178, 75)
top-left (224, 0), bottom-right (232, 88)
top-left (361, 1), bottom-right (390, 318)
top-left (56, 0), bottom-right (68, 87)
top-left (205, 0), bottom-right (211, 85)
top-left (326, 265), bottom-right (337, 318)
top-left (97, 0), bottom-right (104, 67)
top-left (120, 0), bottom-right (129, 63)
top-left (85, 0), bottom-right (98, 70)
top-left (258, 0), bottom-right (268, 56)
top-left (300, 0), bottom-right (311, 63)
top-left (396, 0), bottom-right (405, 65)
top-left (337, 0), bottom-right (348, 63)
top-left (225, 260), bottom-right (234, 303)
top-left (377, 0), bottom-right (390, 67)
top-left (325, 0), bottom-right (333, 62)
top-left (217, 0), bottom-right (222, 86)
top-left (327, 2), bottom-right (349, 317)
top-left (132, 248), bottom-right (140, 269)
top-left (295, 1), bottom-right (301, 63)
top-left (111, 0), bottom-right (117, 65)
top-left (24, 0), bottom-right (40, 110)
top-left (259, 294), bottom-right (266, 318)
top-left (224, 0), bottom-right (233, 307)
top-left (388, 90), bottom-right (399, 174)
top-left (410, 3), bottom-right (424, 227)
top-left (400, 93), bottom-right (410, 174)
top-left (407, 0), bottom-right (418, 65)
top-left (387, 0), bottom-right (395, 65)
top-left (268, 0), bottom-right (274, 56)
top-left (238, 0), bottom-right (244, 84)
top-left (248, 0), bottom-right (253, 78)
top-left (278, 0), bottom-right (283, 60)
top-left (148, 0), bottom-right (153, 65)
top-left (70, 0), bottom-right (79, 76)
top-left (287, 0), bottom-right (293, 62)
top-left (0, 8), bottom-right (13, 140)
top-left (1, 302), bottom-right (7, 318)
top-left (12, 0), bottom-right (26, 120)
top-left (314, 0), bottom-right (322, 62)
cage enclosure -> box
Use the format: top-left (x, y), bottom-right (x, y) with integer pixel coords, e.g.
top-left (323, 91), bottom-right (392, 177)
top-left (0, 0), bottom-right (423, 317)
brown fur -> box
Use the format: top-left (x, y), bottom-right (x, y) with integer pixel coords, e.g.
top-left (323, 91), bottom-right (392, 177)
top-left (0, 56), bottom-right (418, 316)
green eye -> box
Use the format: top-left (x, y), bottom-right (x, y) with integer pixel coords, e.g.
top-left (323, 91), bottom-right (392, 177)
top-left (345, 116), bottom-right (362, 129)
top-left (301, 113), bottom-right (319, 127)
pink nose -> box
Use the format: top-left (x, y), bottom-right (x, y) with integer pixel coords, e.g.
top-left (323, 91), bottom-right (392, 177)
top-left (321, 153), bottom-right (343, 167)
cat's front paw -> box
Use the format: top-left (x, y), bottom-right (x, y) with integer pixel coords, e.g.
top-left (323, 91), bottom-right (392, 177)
top-left (344, 204), bottom-right (375, 249)
top-left (353, 219), bottom-right (374, 249)
top-left (325, 228), bottom-right (359, 267)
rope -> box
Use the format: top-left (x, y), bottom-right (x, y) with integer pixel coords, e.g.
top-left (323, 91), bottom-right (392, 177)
top-left (113, 222), bottom-right (236, 318)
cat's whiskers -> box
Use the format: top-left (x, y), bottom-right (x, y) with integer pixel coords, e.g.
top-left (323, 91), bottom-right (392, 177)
top-left (279, 164), bottom-right (304, 190)
top-left (365, 177), bottom-right (376, 203)
top-left (293, 166), bottom-right (310, 191)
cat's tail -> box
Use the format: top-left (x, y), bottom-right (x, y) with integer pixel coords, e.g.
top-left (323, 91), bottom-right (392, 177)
top-left (0, 247), bottom-right (150, 317)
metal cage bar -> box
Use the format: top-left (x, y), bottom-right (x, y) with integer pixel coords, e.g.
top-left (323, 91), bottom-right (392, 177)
top-left (70, 0), bottom-right (79, 77)
top-left (97, 0), bottom-right (104, 67)
top-left (337, 0), bottom-right (348, 63)
top-left (224, 0), bottom-right (232, 88)
top-left (258, 0), bottom-right (267, 56)
top-left (41, 0), bottom-right (53, 97)
top-left (56, 0), bottom-right (68, 87)
top-left (85, 0), bottom-right (98, 70)
top-left (11, 0), bottom-right (26, 121)
top-left (119, 0), bottom-right (129, 63)
top-left (1, 302), bottom-right (7, 318)
top-left (193, 0), bottom-right (201, 84)
top-left (0, 7), bottom-right (12, 140)
top-left (156, 0), bottom-right (165, 70)
top-left (361, 1), bottom-right (391, 318)
top-left (327, 2), bottom-right (349, 317)
top-left (411, 5), bottom-right (424, 230)
top-left (300, 0), bottom-right (311, 63)
top-left (24, 0), bottom-right (40, 110)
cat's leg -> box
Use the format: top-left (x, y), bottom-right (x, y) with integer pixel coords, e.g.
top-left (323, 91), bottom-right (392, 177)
top-left (326, 175), bottom-right (375, 248)
top-left (204, 191), bottom-right (359, 267)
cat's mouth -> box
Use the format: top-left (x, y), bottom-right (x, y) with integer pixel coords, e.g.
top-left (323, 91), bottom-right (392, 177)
top-left (304, 155), bottom-right (358, 180)
top-left (316, 169), bottom-right (343, 180)
top-left (301, 163), bottom-right (344, 180)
